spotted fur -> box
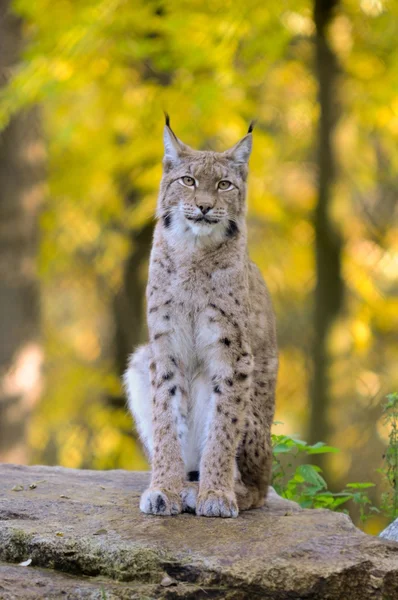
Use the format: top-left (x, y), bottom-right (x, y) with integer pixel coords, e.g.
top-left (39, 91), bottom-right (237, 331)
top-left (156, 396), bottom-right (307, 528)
top-left (124, 119), bottom-right (278, 517)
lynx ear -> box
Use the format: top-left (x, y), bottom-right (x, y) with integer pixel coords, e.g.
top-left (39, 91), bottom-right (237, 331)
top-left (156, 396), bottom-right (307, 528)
top-left (163, 113), bottom-right (188, 166)
top-left (224, 132), bottom-right (253, 165)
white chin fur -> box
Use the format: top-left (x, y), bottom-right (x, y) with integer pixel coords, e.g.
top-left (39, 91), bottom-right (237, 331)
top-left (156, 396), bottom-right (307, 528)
top-left (187, 220), bottom-right (217, 236)
top-left (164, 210), bottom-right (227, 251)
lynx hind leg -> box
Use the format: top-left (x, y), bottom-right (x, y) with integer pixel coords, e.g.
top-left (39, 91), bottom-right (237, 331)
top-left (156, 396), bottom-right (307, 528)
top-left (123, 345), bottom-right (153, 458)
top-left (236, 357), bottom-right (277, 511)
top-left (235, 435), bottom-right (272, 511)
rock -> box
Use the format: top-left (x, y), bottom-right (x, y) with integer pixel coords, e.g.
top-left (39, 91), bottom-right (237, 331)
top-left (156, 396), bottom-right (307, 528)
top-left (0, 464), bottom-right (398, 599)
top-left (0, 562), bottom-right (160, 600)
top-left (380, 517), bottom-right (398, 542)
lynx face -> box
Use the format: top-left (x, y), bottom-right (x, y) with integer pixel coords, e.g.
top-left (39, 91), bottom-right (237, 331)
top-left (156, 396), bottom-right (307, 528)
top-left (158, 123), bottom-right (252, 239)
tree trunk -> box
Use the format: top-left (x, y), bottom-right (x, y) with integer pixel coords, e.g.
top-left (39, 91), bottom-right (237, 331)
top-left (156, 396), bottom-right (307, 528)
top-left (308, 0), bottom-right (343, 458)
top-left (0, 2), bottom-right (44, 462)
top-left (112, 221), bottom-right (154, 380)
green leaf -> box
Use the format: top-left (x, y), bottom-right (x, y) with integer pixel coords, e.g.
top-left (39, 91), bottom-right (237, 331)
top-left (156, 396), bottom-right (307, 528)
top-left (273, 443), bottom-right (295, 454)
top-left (345, 483), bottom-right (376, 490)
top-left (307, 444), bottom-right (340, 455)
top-left (328, 496), bottom-right (353, 508)
top-left (296, 464), bottom-right (327, 490)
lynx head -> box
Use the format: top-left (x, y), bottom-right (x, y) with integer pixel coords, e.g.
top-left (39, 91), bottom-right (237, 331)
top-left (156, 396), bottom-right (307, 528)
top-left (158, 115), bottom-right (253, 242)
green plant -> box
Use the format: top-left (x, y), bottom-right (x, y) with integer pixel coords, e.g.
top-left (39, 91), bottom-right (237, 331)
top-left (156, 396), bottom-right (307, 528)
top-left (271, 425), bottom-right (376, 522)
top-left (379, 392), bottom-right (398, 520)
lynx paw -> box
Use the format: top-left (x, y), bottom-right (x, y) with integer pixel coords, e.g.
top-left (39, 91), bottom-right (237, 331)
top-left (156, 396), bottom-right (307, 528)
top-left (140, 488), bottom-right (182, 516)
top-left (196, 489), bottom-right (239, 518)
top-left (235, 481), bottom-right (265, 511)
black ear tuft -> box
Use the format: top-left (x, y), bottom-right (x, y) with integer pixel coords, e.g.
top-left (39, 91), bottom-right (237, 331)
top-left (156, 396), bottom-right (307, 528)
top-left (247, 120), bottom-right (256, 134)
top-left (164, 111), bottom-right (170, 127)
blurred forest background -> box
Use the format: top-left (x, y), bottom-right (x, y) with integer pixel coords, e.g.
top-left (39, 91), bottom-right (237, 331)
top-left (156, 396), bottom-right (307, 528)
top-left (0, 0), bottom-right (397, 530)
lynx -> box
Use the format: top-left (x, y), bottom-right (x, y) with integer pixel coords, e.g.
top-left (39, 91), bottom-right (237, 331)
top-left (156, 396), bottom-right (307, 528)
top-left (124, 116), bottom-right (278, 517)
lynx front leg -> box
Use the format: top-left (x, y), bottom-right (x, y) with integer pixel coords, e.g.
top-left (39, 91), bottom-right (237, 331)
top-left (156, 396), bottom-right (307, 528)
top-left (140, 332), bottom-right (188, 516)
top-left (197, 315), bottom-right (253, 518)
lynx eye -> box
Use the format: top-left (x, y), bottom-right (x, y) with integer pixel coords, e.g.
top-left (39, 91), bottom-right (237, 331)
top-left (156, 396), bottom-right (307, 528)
top-left (218, 180), bottom-right (233, 191)
top-left (181, 176), bottom-right (195, 187)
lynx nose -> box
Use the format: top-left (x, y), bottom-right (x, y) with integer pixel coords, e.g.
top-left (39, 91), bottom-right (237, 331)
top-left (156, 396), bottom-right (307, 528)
top-left (198, 204), bottom-right (211, 215)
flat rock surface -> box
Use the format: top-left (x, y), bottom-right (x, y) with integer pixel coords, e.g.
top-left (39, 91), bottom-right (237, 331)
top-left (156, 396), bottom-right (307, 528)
top-left (1, 464), bottom-right (398, 599)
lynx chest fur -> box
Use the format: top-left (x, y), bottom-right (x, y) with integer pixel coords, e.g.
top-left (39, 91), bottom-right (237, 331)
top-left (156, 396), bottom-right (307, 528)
top-left (124, 117), bottom-right (278, 518)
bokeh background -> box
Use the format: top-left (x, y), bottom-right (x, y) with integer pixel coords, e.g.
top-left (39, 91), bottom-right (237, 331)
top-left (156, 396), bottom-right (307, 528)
top-left (0, 0), bottom-right (397, 530)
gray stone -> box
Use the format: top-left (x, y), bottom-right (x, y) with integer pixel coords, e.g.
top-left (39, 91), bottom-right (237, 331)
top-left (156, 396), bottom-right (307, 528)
top-left (380, 517), bottom-right (398, 542)
top-left (1, 464), bottom-right (398, 599)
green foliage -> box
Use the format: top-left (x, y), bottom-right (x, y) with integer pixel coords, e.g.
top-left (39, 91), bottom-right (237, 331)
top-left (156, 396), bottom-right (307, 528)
top-left (379, 393), bottom-right (398, 520)
top-left (272, 425), bottom-right (377, 523)
top-left (273, 393), bottom-right (398, 528)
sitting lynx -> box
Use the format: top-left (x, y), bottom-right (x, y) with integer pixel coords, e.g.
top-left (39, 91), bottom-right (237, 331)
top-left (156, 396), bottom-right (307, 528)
top-left (124, 116), bottom-right (278, 518)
